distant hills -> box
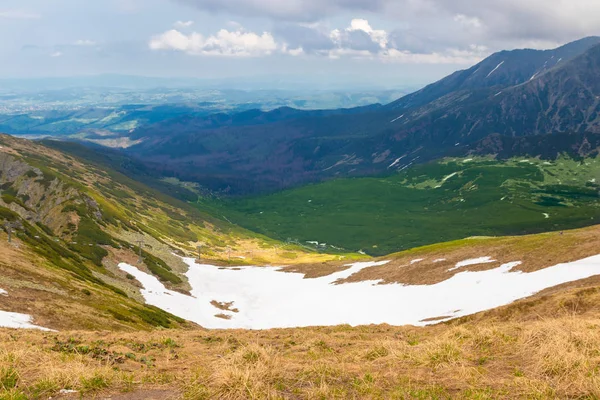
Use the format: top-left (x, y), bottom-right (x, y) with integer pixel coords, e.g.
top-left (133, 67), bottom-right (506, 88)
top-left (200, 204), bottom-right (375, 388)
top-left (107, 37), bottom-right (600, 193)
top-left (4, 37), bottom-right (600, 194)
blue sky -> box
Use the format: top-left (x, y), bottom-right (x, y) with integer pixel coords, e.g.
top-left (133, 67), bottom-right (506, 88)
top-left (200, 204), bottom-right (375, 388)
top-left (1, 0), bottom-right (599, 88)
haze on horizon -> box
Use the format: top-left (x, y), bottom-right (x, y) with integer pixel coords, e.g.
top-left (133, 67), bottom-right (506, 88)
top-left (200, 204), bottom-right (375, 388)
top-left (1, 0), bottom-right (600, 88)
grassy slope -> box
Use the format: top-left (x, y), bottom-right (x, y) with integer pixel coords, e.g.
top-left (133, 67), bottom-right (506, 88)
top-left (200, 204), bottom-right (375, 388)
top-left (3, 288), bottom-right (600, 399)
top-left (4, 197), bottom-right (600, 397)
top-left (0, 134), bottom-right (347, 331)
top-left (212, 156), bottom-right (600, 255)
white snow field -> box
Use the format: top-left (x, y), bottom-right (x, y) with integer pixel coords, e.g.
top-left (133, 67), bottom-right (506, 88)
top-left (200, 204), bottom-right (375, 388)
top-left (119, 255), bottom-right (600, 330)
top-left (0, 288), bottom-right (53, 331)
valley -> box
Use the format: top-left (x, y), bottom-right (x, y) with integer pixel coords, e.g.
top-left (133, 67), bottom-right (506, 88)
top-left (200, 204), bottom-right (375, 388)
top-left (213, 156), bottom-right (600, 255)
top-left (4, 30), bottom-right (600, 400)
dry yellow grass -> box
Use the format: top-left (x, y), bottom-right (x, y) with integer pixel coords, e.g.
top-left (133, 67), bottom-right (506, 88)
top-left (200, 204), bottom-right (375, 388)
top-left (337, 224), bottom-right (600, 286)
top-left (4, 282), bottom-right (600, 400)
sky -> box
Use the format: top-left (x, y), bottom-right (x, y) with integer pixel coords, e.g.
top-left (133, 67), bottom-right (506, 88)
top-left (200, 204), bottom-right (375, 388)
top-left (1, 0), bottom-right (599, 88)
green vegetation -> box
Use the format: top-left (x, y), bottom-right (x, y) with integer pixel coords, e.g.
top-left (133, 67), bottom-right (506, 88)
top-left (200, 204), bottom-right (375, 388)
top-left (142, 250), bottom-right (183, 285)
top-left (209, 157), bottom-right (600, 255)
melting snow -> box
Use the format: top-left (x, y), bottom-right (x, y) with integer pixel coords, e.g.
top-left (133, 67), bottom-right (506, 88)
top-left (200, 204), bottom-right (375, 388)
top-left (388, 156), bottom-right (406, 169)
top-left (390, 114), bottom-right (404, 123)
top-left (0, 288), bottom-right (53, 331)
top-left (433, 259), bottom-right (447, 263)
top-left (441, 172), bottom-right (458, 183)
top-left (119, 254), bottom-right (600, 329)
top-left (411, 259), bottom-right (424, 265)
top-left (486, 61), bottom-right (504, 78)
top-left (449, 257), bottom-right (496, 272)
top-left (543, 213), bottom-right (550, 219)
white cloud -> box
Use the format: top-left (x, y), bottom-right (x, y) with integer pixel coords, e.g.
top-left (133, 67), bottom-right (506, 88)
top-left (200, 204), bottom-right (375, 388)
top-left (0, 10), bottom-right (41, 19)
top-left (174, 20), bottom-right (194, 28)
top-left (150, 19), bottom-right (489, 64)
top-left (74, 40), bottom-right (96, 46)
top-left (454, 14), bottom-right (483, 29)
top-left (149, 27), bottom-right (278, 57)
top-left (50, 51), bottom-right (63, 58)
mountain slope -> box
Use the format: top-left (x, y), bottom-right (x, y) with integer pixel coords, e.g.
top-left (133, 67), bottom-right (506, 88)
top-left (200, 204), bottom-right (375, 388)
top-left (114, 38), bottom-right (600, 194)
top-left (387, 36), bottom-right (600, 110)
top-left (0, 134), bottom-right (344, 331)
top-left (6, 224), bottom-right (600, 398)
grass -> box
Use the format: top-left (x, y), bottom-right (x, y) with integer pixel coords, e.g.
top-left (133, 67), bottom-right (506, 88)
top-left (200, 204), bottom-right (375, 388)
top-left (210, 156), bottom-right (600, 255)
top-left (5, 309), bottom-right (600, 399)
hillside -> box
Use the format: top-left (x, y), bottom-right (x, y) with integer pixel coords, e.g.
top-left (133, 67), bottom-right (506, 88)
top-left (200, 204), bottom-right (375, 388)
top-left (386, 36), bottom-right (600, 110)
top-left (0, 134), bottom-right (344, 331)
top-left (5, 225), bottom-right (600, 398)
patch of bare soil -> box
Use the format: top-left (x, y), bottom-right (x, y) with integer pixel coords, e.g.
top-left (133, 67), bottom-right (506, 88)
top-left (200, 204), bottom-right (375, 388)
top-left (211, 300), bottom-right (239, 313)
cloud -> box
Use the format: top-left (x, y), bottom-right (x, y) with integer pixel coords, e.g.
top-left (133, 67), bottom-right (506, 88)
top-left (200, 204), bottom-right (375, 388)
top-left (0, 10), bottom-right (41, 19)
top-left (50, 51), bottom-right (63, 58)
top-left (170, 0), bottom-right (600, 47)
top-left (74, 40), bottom-right (97, 46)
top-left (174, 20), bottom-right (194, 28)
top-left (453, 14), bottom-right (483, 29)
top-left (149, 27), bottom-right (278, 57)
top-left (151, 19), bottom-right (490, 64)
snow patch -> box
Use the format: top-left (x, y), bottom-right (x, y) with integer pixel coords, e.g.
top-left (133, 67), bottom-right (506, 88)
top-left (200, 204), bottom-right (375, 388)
top-left (388, 156), bottom-right (407, 169)
top-left (0, 287), bottom-right (54, 331)
top-left (449, 257), bottom-right (496, 272)
top-left (390, 114), bottom-right (404, 123)
top-left (486, 61), bottom-right (504, 78)
top-left (543, 213), bottom-right (550, 219)
top-left (442, 172), bottom-right (458, 183)
top-left (119, 254), bottom-right (600, 329)
top-left (0, 307), bottom-right (53, 331)
top-left (410, 259), bottom-right (424, 265)
top-left (433, 259), bottom-right (446, 263)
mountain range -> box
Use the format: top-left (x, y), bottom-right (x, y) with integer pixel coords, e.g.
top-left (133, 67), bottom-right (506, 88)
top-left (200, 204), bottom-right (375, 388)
top-left (99, 36), bottom-right (600, 194)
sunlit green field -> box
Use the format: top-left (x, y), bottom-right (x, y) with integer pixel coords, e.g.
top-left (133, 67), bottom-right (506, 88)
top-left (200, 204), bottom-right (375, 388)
top-left (206, 157), bottom-right (600, 255)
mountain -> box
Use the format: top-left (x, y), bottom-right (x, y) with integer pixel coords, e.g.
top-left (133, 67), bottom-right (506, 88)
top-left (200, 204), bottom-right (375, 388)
top-left (0, 134), bottom-right (344, 331)
top-left (387, 36), bottom-right (600, 110)
top-left (113, 37), bottom-right (600, 194)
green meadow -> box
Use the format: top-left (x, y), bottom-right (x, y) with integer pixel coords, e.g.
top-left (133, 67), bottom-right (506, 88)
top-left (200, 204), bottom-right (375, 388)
top-left (205, 157), bottom-right (600, 256)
